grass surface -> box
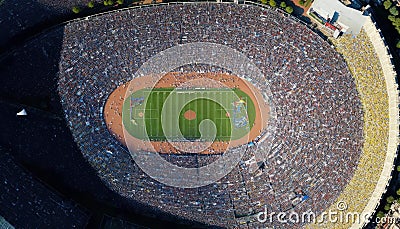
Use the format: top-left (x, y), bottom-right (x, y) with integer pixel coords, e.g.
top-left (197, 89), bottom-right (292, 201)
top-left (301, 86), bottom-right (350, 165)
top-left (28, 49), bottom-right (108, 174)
top-left (122, 88), bottom-right (256, 141)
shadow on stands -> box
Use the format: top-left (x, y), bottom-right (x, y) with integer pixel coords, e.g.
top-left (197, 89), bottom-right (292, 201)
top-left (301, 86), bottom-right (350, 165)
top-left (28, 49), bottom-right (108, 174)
top-left (0, 22), bottom-right (208, 229)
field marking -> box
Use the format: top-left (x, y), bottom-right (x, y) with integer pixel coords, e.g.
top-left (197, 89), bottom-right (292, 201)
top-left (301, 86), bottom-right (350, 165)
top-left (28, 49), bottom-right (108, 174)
top-left (125, 88), bottom-right (254, 140)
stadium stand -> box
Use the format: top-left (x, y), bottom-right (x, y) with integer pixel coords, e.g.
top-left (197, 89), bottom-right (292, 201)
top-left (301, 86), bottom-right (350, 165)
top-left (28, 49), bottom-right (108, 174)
top-left (309, 16), bottom-right (399, 229)
top-left (56, 2), bottom-right (373, 228)
top-left (0, 147), bottom-right (90, 228)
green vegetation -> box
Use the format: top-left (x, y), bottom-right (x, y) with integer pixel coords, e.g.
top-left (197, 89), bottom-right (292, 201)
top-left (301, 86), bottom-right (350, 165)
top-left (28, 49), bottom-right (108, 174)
top-left (72, 6), bottom-right (81, 14)
top-left (299, 0), bottom-right (305, 6)
top-left (280, 2), bottom-right (286, 8)
top-left (285, 6), bottom-right (294, 14)
top-left (307, 0), bottom-right (314, 7)
top-left (390, 6), bottom-right (399, 16)
top-left (377, 211), bottom-right (385, 218)
top-left (261, 0), bottom-right (267, 5)
top-left (387, 196), bottom-right (395, 204)
top-left (396, 40), bottom-right (400, 48)
top-left (88, 1), bottom-right (94, 8)
top-left (117, 0), bottom-right (124, 4)
top-left (269, 0), bottom-right (276, 7)
top-left (384, 0), bottom-right (392, 10)
top-left (394, 18), bottom-right (400, 27)
top-left (122, 88), bottom-right (256, 141)
top-left (382, 2), bottom-right (400, 39)
top-left (379, 181), bottom-right (400, 218)
top-left (377, 164), bottom-right (400, 220)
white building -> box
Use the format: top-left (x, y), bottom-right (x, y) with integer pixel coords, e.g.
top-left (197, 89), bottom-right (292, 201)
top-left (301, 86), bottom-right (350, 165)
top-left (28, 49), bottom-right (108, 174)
top-left (308, 0), bottom-right (369, 35)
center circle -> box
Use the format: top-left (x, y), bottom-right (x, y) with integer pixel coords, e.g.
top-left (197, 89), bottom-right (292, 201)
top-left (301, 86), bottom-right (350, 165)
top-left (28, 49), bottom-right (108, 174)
top-left (183, 110), bottom-right (196, 120)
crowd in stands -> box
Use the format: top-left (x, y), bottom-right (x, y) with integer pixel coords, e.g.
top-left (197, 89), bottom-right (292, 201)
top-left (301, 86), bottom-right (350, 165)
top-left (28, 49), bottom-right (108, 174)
top-left (57, 3), bottom-right (368, 228)
top-left (312, 29), bottom-right (390, 229)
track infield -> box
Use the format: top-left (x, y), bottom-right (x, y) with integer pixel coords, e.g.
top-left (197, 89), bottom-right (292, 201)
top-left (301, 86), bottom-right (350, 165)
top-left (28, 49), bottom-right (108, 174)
top-left (104, 72), bottom-right (270, 154)
top-left (122, 88), bottom-right (256, 141)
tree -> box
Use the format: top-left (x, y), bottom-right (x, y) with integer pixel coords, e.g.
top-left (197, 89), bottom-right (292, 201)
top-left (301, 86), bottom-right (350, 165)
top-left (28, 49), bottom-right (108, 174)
top-left (72, 6), bottom-right (80, 13)
top-left (397, 165), bottom-right (400, 172)
top-left (280, 1), bottom-right (286, 8)
top-left (261, 0), bottom-right (267, 4)
top-left (393, 17), bottom-right (400, 26)
top-left (384, 204), bottom-right (391, 211)
top-left (388, 15), bottom-right (396, 22)
top-left (269, 0), bottom-right (277, 7)
top-left (285, 6), bottom-right (294, 14)
top-left (384, 0), bottom-right (392, 10)
top-left (104, 0), bottom-right (108, 5)
top-left (377, 211), bottom-right (385, 218)
top-left (390, 6), bottom-right (399, 16)
top-left (397, 188), bottom-right (400, 196)
top-left (396, 40), bottom-right (400, 49)
top-left (107, 0), bottom-right (114, 5)
top-left (88, 1), bottom-right (94, 8)
top-left (387, 196), bottom-right (395, 204)
top-left (299, 0), bottom-right (305, 5)
top-left (117, 0), bottom-right (124, 4)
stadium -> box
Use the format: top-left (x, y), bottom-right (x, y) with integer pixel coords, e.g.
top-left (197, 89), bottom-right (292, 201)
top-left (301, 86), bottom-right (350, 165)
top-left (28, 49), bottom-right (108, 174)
top-left (54, 2), bottom-right (400, 228)
top-left (1, 1), bottom-right (399, 228)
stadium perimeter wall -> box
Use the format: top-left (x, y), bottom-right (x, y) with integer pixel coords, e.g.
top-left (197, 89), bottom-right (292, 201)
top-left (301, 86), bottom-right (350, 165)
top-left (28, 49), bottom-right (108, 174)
top-left (350, 16), bottom-right (400, 228)
top-left (55, 2), bottom-right (398, 227)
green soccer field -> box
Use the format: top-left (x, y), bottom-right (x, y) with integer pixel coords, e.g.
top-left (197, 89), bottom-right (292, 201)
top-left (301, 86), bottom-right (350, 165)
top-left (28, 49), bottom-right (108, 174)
top-left (122, 88), bottom-right (256, 141)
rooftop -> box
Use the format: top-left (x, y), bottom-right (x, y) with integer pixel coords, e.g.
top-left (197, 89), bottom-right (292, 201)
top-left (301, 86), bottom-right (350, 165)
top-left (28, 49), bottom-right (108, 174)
top-left (310, 0), bottom-right (368, 34)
